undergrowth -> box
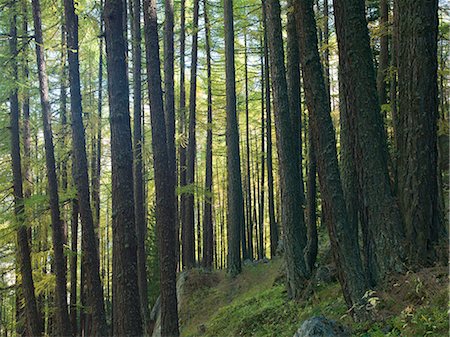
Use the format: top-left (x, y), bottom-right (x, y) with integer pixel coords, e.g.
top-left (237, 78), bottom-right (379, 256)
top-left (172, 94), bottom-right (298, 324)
top-left (179, 259), bottom-right (448, 337)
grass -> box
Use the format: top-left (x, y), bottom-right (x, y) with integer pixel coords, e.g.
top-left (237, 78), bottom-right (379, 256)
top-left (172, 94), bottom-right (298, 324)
top-left (178, 259), bottom-right (448, 337)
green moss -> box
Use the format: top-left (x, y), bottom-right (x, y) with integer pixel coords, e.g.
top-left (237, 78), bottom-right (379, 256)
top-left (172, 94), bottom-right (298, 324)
top-left (179, 261), bottom-right (448, 337)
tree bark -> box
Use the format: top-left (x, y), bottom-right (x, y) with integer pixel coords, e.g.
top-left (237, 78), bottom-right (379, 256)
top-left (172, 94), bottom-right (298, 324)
top-left (258, 38), bottom-right (265, 260)
top-left (244, 32), bottom-right (253, 261)
top-left (69, 198), bottom-right (78, 335)
top-left (202, 0), bottom-right (214, 270)
top-left (294, 0), bottom-right (369, 316)
top-left (130, 0), bottom-right (150, 328)
top-left (224, 0), bottom-right (244, 276)
top-left (262, 1), bottom-right (278, 258)
top-left (184, 0), bottom-right (200, 269)
top-left (64, 0), bottom-right (109, 334)
top-left (178, 0), bottom-right (187, 272)
top-left (333, 0), bottom-right (406, 283)
top-left (305, 129), bottom-right (318, 271)
top-left (10, 10), bottom-right (43, 336)
top-left (143, 0), bottom-right (180, 334)
top-left (104, 0), bottom-right (143, 334)
top-left (397, 0), bottom-right (445, 265)
top-left (377, 0), bottom-right (388, 108)
top-left (31, 0), bottom-right (72, 334)
top-left (265, 0), bottom-right (310, 298)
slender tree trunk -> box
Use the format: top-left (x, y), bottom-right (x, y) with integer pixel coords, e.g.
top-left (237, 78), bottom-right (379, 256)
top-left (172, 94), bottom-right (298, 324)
top-left (164, 0), bottom-right (176, 203)
top-left (397, 0), bottom-right (445, 265)
top-left (202, 0), bottom-right (214, 270)
top-left (258, 38), bottom-right (265, 260)
top-left (244, 33), bottom-right (253, 261)
top-left (92, 0), bottom-right (104, 254)
top-left (294, 0), bottom-right (369, 317)
top-left (178, 0), bottom-right (187, 271)
top-left (104, 0), bottom-right (143, 334)
top-left (130, 0), bottom-right (149, 329)
top-left (305, 129), bottom-right (318, 271)
top-left (10, 10), bottom-right (42, 336)
top-left (63, 0), bottom-right (109, 335)
top-left (377, 0), bottom-right (388, 108)
top-left (143, 0), bottom-right (180, 334)
top-left (333, 0), bottom-right (406, 283)
top-left (258, 38), bottom-right (266, 259)
top-left (263, 1), bottom-right (278, 258)
top-left (265, 0), bottom-right (310, 298)
top-left (224, 0), bottom-right (244, 276)
top-left (31, 0), bottom-right (72, 334)
top-left (184, 0), bottom-right (200, 269)
top-left (286, 0), bottom-right (302, 178)
top-left (69, 198), bottom-right (78, 335)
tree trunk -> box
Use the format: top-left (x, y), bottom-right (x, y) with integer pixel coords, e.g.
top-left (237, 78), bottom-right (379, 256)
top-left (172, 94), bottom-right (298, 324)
top-left (286, 0), bottom-right (302, 177)
top-left (224, 0), bottom-right (244, 276)
top-left (178, 0), bottom-right (187, 272)
top-left (64, 0), bottom-right (109, 334)
top-left (92, 0), bottom-right (104, 254)
top-left (69, 197), bottom-right (78, 335)
top-left (258, 38), bottom-right (265, 260)
top-left (262, 1), bottom-right (278, 258)
top-left (202, 0), bottom-right (214, 270)
top-left (305, 129), bottom-right (318, 271)
top-left (244, 32), bottom-right (254, 261)
top-left (104, 0), bottom-right (143, 334)
top-left (397, 0), bottom-right (445, 265)
top-left (184, 0), bottom-right (200, 269)
top-left (294, 0), bottom-right (369, 317)
top-left (143, 0), bottom-right (180, 334)
top-left (31, 0), bottom-right (72, 334)
top-left (9, 10), bottom-right (43, 336)
top-left (130, 0), bottom-right (150, 329)
top-left (333, 0), bottom-right (406, 283)
top-left (265, 0), bottom-right (310, 298)
top-left (377, 0), bottom-right (388, 108)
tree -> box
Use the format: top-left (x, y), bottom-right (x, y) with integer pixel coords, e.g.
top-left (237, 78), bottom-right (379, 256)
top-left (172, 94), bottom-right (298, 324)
top-left (244, 32), bottom-right (253, 261)
top-left (178, 0), bottom-right (187, 270)
top-left (397, 0), bottom-right (445, 265)
top-left (294, 0), bottom-right (368, 316)
top-left (130, 0), bottom-right (149, 327)
top-left (63, 0), bottom-right (108, 334)
top-left (333, 0), bottom-right (406, 284)
top-left (224, 0), bottom-right (244, 276)
top-left (143, 0), bottom-right (180, 334)
top-left (104, 0), bottom-right (143, 334)
top-left (262, 1), bottom-right (278, 258)
top-left (9, 9), bottom-right (42, 336)
top-left (31, 0), bottom-right (72, 334)
top-left (377, 0), bottom-right (388, 107)
top-left (184, 0), bottom-right (200, 269)
top-left (202, 0), bottom-right (214, 270)
top-left (265, 0), bottom-right (310, 298)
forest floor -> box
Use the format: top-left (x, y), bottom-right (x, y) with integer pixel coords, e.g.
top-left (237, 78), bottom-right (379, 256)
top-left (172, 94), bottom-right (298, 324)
top-left (178, 258), bottom-right (448, 337)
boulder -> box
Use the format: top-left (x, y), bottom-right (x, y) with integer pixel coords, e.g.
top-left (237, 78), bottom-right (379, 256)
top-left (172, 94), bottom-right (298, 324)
top-left (293, 316), bottom-right (350, 337)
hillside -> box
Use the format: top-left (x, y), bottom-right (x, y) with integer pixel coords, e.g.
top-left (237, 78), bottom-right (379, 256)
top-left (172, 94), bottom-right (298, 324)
top-left (178, 259), bottom-right (448, 337)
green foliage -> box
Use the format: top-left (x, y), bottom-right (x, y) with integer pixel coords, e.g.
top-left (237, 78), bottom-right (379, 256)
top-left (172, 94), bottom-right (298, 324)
top-left (180, 260), bottom-right (448, 337)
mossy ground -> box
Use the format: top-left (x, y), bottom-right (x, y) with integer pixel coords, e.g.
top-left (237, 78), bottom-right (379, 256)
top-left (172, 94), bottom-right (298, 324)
top-left (178, 258), bottom-right (448, 337)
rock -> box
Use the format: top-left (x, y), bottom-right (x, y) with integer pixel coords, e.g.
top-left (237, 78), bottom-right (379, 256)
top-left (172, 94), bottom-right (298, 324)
top-left (293, 316), bottom-right (350, 337)
top-left (243, 259), bottom-right (254, 266)
top-left (151, 272), bottom-right (188, 337)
